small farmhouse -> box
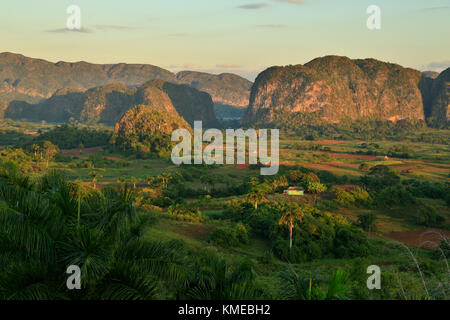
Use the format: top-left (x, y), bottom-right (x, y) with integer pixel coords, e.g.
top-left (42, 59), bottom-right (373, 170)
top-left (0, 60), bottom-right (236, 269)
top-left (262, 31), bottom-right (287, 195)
top-left (283, 187), bottom-right (305, 196)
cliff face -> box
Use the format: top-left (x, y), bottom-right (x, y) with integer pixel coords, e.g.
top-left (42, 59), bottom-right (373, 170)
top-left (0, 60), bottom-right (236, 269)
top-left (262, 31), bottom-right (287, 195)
top-left (176, 71), bottom-right (252, 108)
top-left (243, 56), bottom-right (427, 126)
top-left (143, 80), bottom-right (221, 128)
top-left (4, 81), bottom-right (221, 128)
top-left (427, 68), bottom-right (450, 125)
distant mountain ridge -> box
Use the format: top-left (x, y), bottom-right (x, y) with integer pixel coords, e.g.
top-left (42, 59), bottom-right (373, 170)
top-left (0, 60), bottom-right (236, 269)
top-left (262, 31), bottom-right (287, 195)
top-left (4, 80), bottom-right (221, 128)
top-left (176, 71), bottom-right (252, 108)
top-left (0, 52), bottom-right (252, 109)
top-left (425, 68), bottom-right (450, 125)
top-left (243, 56), bottom-right (449, 126)
top-left (2, 53), bottom-right (448, 128)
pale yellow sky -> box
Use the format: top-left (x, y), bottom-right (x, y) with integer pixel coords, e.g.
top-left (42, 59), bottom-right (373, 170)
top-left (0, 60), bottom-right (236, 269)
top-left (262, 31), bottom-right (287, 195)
top-left (1, 0), bottom-right (449, 80)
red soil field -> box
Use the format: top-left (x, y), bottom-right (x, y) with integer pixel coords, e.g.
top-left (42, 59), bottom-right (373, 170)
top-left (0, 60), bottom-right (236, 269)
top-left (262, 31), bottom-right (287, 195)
top-left (104, 156), bottom-right (125, 162)
top-left (323, 152), bottom-right (378, 160)
top-left (61, 146), bottom-right (103, 156)
top-left (385, 229), bottom-right (450, 249)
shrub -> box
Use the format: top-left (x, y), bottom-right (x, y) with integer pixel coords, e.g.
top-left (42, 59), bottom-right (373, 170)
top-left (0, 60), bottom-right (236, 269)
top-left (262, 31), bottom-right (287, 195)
top-left (235, 223), bottom-right (250, 244)
top-left (334, 189), bottom-right (355, 207)
top-left (374, 185), bottom-right (416, 207)
top-left (358, 213), bottom-right (377, 232)
top-left (434, 240), bottom-right (450, 260)
top-left (361, 165), bottom-right (400, 191)
top-left (333, 225), bottom-right (371, 258)
top-left (415, 205), bottom-right (445, 227)
top-left (306, 181), bottom-right (327, 194)
top-left (167, 204), bottom-right (204, 222)
top-left (209, 224), bottom-right (250, 248)
top-left (35, 124), bottom-right (110, 149)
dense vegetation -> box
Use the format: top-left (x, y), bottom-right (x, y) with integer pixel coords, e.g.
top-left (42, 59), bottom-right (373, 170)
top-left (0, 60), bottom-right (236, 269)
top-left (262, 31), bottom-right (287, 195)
top-left (253, 115), bottom-right (449, 143)
top-left (110, 105), bottom-right (190, 156)
top-left (33, 124), bottom-right (111, 149)
top-left (0, 117), bottom-right (448, 301)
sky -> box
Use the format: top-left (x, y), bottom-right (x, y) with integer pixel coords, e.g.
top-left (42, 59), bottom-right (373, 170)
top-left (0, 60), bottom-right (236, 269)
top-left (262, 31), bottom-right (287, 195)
top-left (1, 0), bottom-right (449, 80)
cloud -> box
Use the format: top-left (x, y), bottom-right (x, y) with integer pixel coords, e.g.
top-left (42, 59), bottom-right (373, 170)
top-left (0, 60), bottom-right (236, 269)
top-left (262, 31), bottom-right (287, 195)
top-left (237, 3), bottom-right (267, 9)
top-left (45, 27), bottom-right (92, 34)
top-left (420, 6), bottom-right (450, 12)
top-left (93, 25), bottom-right (137, 31)
top-left (46, 25), bottom-right (136, 34)
top-left (166, 64), bottom-right (195, 70)
top-left (237, 0), bottom-right (304, 10)
top-left (256, 24), bottom-right (286, 28)
top-left (216, 64), bottom-right (242, 69)
top-left (188, 67), bottom-right (261, 81)
top-left (273, 0), bottom-right (306, 4)
top-left (421, 60), bottom-right (450, 72)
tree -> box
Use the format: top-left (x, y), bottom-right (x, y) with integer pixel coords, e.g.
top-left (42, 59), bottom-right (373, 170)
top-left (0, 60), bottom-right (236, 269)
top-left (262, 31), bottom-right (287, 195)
top-left (306, 182), bottom-right (327, 204)
top-left (78, 143), bottom-right (85, 155)
top-left (358, 213), bottom-right (377, 233)
top-left (361, 165), bottom-right (400, 191)
top-left (0, 172), bottom-right (185, 300)
top-left (271, 176), bottom-right (288, 192)
top-left (131, 176), bottom-right (138, 189)
top-left (145, 176), bottom-right (155, 187)
top-left (42, 141), bottom-right (58, 168)
top-left (31, 144), bottom-right (40, 157)
top-left (247, 191), bottom-right (264, 209)
top-left (183, 255), bottom-right (258, 300)
top-left (156, 173), bottom-right (172, 190)
top-left (278, 202), bottom-right (308, 250)
top-left (117, 176), bottom-right (126, 186)
top-left (247, 184), bottom-right (271, 209)
top-left (89, 171), bottom-right (103, 189)
top-left (359, 163), bottom-right (371, 172)
top-left (279, 267), bottom-right (350, 300)
top-left (200, 175), bottom-right (215, 193)
top-left (247, 177), bottom-right (259, 187)
top-left (288, 170), bottom-right (304, 183)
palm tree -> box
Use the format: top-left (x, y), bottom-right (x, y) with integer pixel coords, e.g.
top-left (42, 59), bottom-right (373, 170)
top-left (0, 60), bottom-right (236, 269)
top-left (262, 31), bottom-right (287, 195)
top-left (0, 169), bottom-right (186, 300)
top-left (31, 144), bottom-right (40, 158)
top-left (89, 171), bottom-right (102, 189)
top-left (158, 173), bottom-right (172, 190)
top-left (200, 175), bottom-right (215, 193)
top-left (246, 184), bottom-right (271, 209)
top-left (278, 202), bottom-right (307, 250)
top-left (131, 176), bottom-right (138, 189)
top-left (247, 190), bottom-right (265, 209)
top-left (279, 266), bottom-right (350, 300)
top-left (248, 177), bottom-right (259, 187)
top-left (183, 255), bottom-right (259, 300)
top-left (144, 176), bottom-right (154, 187)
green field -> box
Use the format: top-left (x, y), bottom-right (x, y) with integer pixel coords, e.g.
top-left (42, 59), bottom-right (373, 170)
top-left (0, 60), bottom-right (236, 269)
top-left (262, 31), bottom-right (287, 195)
top-left (0, 121), bottom-right (449, 300)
